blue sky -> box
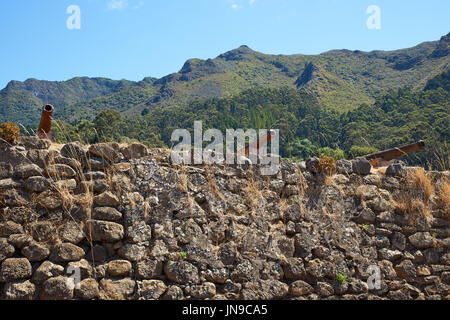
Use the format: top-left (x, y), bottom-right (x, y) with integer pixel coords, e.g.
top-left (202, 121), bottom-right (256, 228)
top-left (0, 0), bottom-right (448, 89)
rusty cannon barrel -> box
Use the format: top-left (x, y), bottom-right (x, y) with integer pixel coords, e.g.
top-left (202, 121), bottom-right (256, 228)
top-left (363, 140), bottom-right (425, 167)
top-left (37, 104), bottom-right (54, 139)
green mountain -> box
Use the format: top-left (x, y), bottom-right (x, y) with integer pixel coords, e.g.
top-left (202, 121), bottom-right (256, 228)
top-left (52, 69), bottom-right (450, 170)
top-left (0, 77), bottom-right (154, 125)
top-left (1, 33), bottom-right (449, 126)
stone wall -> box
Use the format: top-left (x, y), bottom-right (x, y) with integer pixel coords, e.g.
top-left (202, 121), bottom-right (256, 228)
top-left (0, 137), bottom-right (449, 300)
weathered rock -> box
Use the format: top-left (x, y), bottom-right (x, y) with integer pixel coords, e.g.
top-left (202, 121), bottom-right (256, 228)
top-left (0, 258), bottom-right (32, 282)
top-left (386, 162), bottom-right (406, 177)
top-left (284, 258), bottom-right (306, 280)
top-left (99, 278), bottom-right (136, 300)
top-left (352, 158), bottom-right (372, 175)
top-left (85, 220), bottom-right (124, 242)
top-left (89, 143), bottom-right (121, 163)
top-left (13, 164), bottom-right (42, 179)
top-left (0, 162), bottom-right (13, 179)
top-left (50, 243), bottom-right (85, 262)
top-left (241, 280), bottom-right (288, 300)
top-left (0, 238), bottom-right (15, 261)
top-left (21, 242), bottom-right (50, 262)
top-left (93, 207), bottom-right (123, 222)
top-left (0, 178), bottom-right (21, 190)
top-left (121, 143), bottom-right (148, 160)
top-left (31, 221), bottom-right (55, 242)
top-left (409, 232), bottom-right (435, 249)
top-left (164, 261), bottom-right (200, 284)
top-left (31, 261), bottom-right (65, 285)
top-left (336, 160), bottom-right (352, 175)
top-left (94, 192), bottom-right (120, 207)
top-left (45, 164), bottom-right (76, 179)
top-left (58, 221), bottom-right (85, 244)
top-left (315, 281), bottom-right (334, 297)
top-left (24, 176), bottom-right (50, 192)
top-left (117, 243), bottom-right (146, 262)
top-left (0, 221), bottom-right (24, 237)
top-left (36, 191), bottom-right (62, 210)
top-left (138, 280), bottom-right (167, 300)
top-left (54, 179), bottom-right (77, 191)
top-left (60, 142), bottom-right (87, 161)
top-left (107, 260), bottom-right (132, 277)
top-left (289, 280), bottom-right (314, 296)
top-left (41, 276), bottom-right (74, 300)
top-left (305, 158), bottom-right (320, 174)
top-left (67, 259), bottom-right (94, 279)
top-left (3, 189), bottom-right (29, 207)
top-left (162, 285), bottom-right (184, 300)
top-left (19, 136), bottom-right (51, 150)
top-left (189, 282), bottom-right (216, 299)
top-left (135, 259), bottom-right (163, 279)
top-left (395, 260), bottom-right (417, 282)
top-left (3, 280), bottom-right (37, 300)
top-left (75, 278), bottom-right (99, 300)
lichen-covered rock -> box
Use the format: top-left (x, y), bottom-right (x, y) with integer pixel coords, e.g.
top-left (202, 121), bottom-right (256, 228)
top-left (138, 280), bottom-right (167, 300)
top-left (188, 282), bottom-right (216, 299)
top-left (135, 259), bottom-right (163, 279)
top-left (117, 243), bottom-right (146, 262)
top-left (164, 261), bottom-right (200, 284)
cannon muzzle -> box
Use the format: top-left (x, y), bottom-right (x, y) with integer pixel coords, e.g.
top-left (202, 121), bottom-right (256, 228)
top-left (37, 104), bottom-right (54, 139)
top-left (363, 140), bottom-right (425, 167)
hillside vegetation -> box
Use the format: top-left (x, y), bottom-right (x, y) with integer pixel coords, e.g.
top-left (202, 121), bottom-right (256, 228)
top-left (51, 70), bottom-right (450, 170)
top-left (0, 33), bottom-right (449, 125)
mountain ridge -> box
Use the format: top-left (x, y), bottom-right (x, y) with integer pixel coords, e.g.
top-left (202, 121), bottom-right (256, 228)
top-left (1, 33), bottom-right (449, 125)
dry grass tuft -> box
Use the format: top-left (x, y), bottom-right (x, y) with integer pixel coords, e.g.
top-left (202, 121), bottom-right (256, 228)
top-left (204, 165), bottom-right (224, 200)
top-left (409, 168), bottom-right (434, 200)
top-left (437, 178), bottom-right (450, 221)
top-left (244, 178), bottom-right (263, 209)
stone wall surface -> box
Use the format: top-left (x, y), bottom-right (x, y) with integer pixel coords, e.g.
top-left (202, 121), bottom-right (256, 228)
top-left (0, 137), bottom-right (449, 300)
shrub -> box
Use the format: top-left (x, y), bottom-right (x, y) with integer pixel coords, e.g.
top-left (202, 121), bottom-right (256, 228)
top-left (336, 273), bottom-right (347, 285)
top-left (318, 156), bottom-right (337, 176)
top-left (0, 122), bottom-right (21, 144)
